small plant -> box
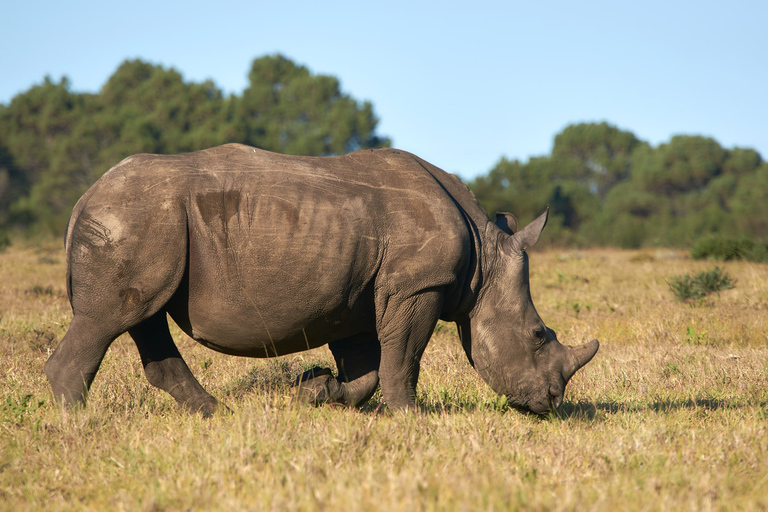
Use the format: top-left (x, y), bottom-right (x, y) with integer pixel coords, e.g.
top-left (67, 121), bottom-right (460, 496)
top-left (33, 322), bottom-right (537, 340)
top-left (662, 363), bottom-right (680, 377)
top-left (669, 274), bottom-right (705, 302)
top-left (569, 301), bottom-right (591, 317)
top-left (695, 267), bottom-right (736, 294)
top-left (2, 393), bottom-right (45, 426)
top-left (668, 267), bottom-right (735, 303)
top-left (26, 285), bottom-right (56, 297)
top-left (685, 326), bottom-right (709, 345)
top-left (570, 301), bottom-right (581, 316)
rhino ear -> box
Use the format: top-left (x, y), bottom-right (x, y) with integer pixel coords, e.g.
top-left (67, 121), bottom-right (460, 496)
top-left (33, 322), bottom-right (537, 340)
top-left (507, 205), bottom-right (549, 253)
top-left (494, 212), bottom-right (518, 235)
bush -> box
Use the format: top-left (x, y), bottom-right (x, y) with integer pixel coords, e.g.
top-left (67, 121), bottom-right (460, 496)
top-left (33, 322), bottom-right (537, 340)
top-left (0, 230), bottom-right (10, 253)
top-left (668, 267), bottom-right (736, 303)
top-left (691, 235), bottom-right (768, 262)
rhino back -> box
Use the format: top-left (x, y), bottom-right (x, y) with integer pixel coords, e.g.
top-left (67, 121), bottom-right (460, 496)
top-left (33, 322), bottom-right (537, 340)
top-left (69, 144), bottom-right (478, 355)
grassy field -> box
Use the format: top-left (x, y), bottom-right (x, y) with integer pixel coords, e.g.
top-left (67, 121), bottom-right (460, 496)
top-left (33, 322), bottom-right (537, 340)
top-left (1, 242), bottom-right (767, 511)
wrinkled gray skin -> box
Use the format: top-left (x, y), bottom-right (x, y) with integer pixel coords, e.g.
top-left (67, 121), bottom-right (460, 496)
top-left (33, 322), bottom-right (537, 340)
top-left (45, 144), bottom-right (599, 416)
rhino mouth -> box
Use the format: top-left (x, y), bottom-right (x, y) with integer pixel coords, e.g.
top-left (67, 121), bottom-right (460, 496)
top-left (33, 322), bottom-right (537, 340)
top-left (507, 397), bottom-right (556, 416)
top-left (509, 402), bottom-right (550, 416)
top-left (549, 390), bottom-right (564, 410)
top-left (506, 387), bottom-right (563, 415)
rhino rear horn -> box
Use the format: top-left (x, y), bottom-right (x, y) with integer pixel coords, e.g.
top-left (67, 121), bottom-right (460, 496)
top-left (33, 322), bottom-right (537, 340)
top-left (562, 339), bottom-right (600, 382)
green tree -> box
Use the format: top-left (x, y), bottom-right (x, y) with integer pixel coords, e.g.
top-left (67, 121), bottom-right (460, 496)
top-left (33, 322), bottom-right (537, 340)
top-left (0, 77), bottom-right (84, 194)
top-left (0, 76), bottom-right (89, 229)
top-left (551, 122), bottom-right (642, 197)
top-left (97, 59), bottom-right (233, 158)
top-left (0, 55), bottom-right (390, 234)
top-left (470, 124), bottom-right (766, 248)
top-left (730, 160), bottom-right (768, 237)
top-left (632, 135), bottom-right (726, 197)
top-left (234, 54), bottom-right (389, 155)
top-left (0, 141), bottom-right (27, 226)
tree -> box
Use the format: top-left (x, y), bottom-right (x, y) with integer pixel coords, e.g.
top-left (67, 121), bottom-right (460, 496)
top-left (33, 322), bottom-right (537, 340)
top-left (552, 122), bottom-right (642, 197)
top-left (234, 54), bottom-right (390, 155)
top-left (730, 160), bottom-right (768, 237)
top-left (0, 76), bottom-right (89, 229)
top-left (0, 55), bottom-right (390, 233)
top-left (0, 141), bottom-right (27, 226)
top-left (632, 135), bottom-right (726, 197)
top-left (470, 123), bottom-right (766, 248)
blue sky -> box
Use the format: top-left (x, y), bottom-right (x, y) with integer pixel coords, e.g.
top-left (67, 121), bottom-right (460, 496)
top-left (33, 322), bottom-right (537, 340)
top-left (2, 0), bottom-right (766, 180)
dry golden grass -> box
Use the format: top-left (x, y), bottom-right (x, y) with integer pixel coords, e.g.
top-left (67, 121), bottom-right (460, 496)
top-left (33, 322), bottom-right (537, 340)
top-left (1, 243), bottom-right (767, 511)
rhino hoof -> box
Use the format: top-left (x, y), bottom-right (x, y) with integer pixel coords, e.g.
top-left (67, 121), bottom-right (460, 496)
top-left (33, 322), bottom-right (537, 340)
top-left (292, 367), bottom-right (334, 405)
top-left (181, 395), bottom-right (221, 418)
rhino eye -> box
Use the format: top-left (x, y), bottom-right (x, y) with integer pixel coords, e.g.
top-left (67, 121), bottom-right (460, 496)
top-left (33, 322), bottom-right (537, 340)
top-left (533, 327), bottom-right (547, 340)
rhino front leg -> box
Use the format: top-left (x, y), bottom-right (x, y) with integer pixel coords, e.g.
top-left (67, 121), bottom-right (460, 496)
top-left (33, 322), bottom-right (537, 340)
top-left (129, 311), bottom-right (219, 417)
top-left (376, 290), bottom-right (442, 410)
top-left (292, 334), bottom-right (380, 407)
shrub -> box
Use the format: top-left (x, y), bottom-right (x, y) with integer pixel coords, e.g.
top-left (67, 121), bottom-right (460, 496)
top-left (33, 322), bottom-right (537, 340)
top-left (668, 274), bottom-right (705, 303)
top-left (691, 235), bottom-right (768, 262)
top-left (668, 267), bottom-right (736, 303)
top-left (0, 230), bottom-right (10, 253)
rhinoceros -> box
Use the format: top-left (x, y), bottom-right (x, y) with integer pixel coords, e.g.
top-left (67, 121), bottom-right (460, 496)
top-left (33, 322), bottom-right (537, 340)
top-left (45, 144), bottom-right (598, 415)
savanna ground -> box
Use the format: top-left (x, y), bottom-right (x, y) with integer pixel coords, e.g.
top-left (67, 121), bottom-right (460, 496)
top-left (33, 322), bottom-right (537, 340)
top-left (1, 242), bottom-right (767, 511)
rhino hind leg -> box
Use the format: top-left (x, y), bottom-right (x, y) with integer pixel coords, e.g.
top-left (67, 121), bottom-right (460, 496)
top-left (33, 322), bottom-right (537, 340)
top-left (330, 334), bottom-right (381, 406)
top-left (45, 314), bottom-right (121, 407)
top-left (292, 367), bottom-right (336, 405)
top-left (129, 310), bottom-right (219, 417)
top-left (292, 333), bottom-right (380, 407)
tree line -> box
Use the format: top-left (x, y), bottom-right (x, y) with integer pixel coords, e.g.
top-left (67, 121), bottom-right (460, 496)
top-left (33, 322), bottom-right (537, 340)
top-left (1, 55), bottom-right (765, 248)
top-left (469, 123), bottom-right (767, 248)
top-left (0, 55), bottom-right (390, 234)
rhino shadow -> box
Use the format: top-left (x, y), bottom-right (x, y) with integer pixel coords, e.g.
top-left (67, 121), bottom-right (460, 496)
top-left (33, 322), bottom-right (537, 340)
top-left (554, 396), bottom-right (766, 422)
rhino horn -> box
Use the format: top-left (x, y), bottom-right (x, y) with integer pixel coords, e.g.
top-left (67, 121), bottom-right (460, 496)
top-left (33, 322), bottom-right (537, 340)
top-left (562, 339), bottom-right (600, 382)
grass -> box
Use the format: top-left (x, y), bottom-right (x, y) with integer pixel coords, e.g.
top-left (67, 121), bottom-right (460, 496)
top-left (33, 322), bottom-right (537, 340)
top-left (1, 243), bottom-right (767, 510)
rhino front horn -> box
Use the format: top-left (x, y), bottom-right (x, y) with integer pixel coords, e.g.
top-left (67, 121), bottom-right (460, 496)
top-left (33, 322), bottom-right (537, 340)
top-left (562, 339), bottom-right (600, 382)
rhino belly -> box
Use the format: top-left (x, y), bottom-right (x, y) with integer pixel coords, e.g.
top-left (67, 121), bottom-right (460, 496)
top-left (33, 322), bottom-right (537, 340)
top-left (169, 276), bottom-right (376, 357)
top-left (168, 207), bottom-right (380, 356)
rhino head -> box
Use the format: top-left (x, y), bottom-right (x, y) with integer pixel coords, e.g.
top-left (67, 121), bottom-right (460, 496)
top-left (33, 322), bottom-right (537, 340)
top-left (460, 206), bottom-right (599, 414)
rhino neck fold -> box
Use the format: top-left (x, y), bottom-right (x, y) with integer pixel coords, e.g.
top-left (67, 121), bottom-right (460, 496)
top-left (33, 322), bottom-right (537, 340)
top-left (439, 214), bottom-right (487, 322)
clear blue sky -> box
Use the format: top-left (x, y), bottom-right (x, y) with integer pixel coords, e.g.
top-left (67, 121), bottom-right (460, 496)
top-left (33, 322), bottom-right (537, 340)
top-left (2, 0), bottom-right (766, 180)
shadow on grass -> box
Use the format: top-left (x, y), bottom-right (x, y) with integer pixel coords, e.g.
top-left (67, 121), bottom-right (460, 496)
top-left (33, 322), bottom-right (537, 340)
top-left (225, 359), bottom-right (332, 398)
top-left (380, 395), bottom-right (767, 421)
top-left (553, 396), bottom-right (767, 422)
top-left (227, 365), bottom-right (766, 422)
